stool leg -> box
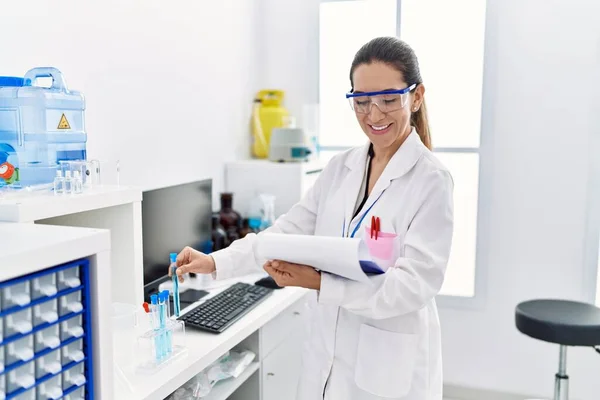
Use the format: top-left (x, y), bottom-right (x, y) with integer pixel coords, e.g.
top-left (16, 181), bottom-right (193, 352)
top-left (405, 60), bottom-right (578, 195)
top-left (554, 345), bottom-right (569, 400)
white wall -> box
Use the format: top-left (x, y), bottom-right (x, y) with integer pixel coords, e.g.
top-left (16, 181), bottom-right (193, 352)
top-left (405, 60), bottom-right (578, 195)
top-left (441, 1), bottom-right (600, 398)
top-left (257, 0), bottom-right (320, 124)
top-left (1, 0), bottom-right (260, 207)
top-left (259, 0), bottom-right (600, 398)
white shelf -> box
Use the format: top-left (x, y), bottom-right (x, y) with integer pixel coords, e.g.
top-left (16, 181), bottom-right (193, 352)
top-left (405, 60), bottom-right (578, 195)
top-left (0, 185), bottom-right (141, 222)
top-left (201, 361), bottom-right (260, 400)
top-left (227, 157), bottom-right (327, 173)
top-left (0, 222), bottom-right (110, 281)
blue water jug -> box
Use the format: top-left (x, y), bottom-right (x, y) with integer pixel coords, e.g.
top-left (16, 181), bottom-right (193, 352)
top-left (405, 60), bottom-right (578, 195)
top-left (0, 67), bottom-right (87, 189)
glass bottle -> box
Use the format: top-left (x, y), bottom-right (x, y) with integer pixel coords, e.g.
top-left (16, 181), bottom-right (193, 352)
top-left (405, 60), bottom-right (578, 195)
top-left (218, 193), bottom-right (242, 242)
top-left (239, 218), bottom-right (252, 238)
top-left (211, 214), bottom-right (229, 251)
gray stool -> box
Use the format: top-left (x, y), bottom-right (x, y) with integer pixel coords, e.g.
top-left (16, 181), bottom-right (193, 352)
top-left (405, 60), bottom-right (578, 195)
top-left (515, 299), bottom-right (600, 400)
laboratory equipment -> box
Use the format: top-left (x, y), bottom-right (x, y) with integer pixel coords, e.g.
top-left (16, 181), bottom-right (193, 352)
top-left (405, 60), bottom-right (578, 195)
top-left (0, 68), bottom-right (87, 190)
top-left (177, 282), bottom-right (272, 333)
top-left (169, 254), bottom-right (180, 317)
top-left (0, 258), bottom-right (93, 399)
top-left (268, 127), bottom-right (312, 163)
top-left (251, 90), bottom-right (290, 159)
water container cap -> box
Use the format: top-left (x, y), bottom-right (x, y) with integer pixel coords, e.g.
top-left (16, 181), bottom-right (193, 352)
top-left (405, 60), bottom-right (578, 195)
top-left (170, 252), bottom-right (177, 263)
top-left (0, 76), bottom-right (24, 87)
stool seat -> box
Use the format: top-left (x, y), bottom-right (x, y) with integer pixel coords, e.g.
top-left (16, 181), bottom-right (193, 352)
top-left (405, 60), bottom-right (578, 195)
top-left (516, 299), bottom-right (600, 346)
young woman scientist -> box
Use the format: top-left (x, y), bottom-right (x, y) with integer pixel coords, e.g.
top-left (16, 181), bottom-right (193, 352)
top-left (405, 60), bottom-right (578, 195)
top-left (172, 37), bottom-right (454, 400)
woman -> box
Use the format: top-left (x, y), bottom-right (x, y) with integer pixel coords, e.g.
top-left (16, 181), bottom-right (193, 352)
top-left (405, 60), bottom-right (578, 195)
top-left (173, 36), bottom-right (453, 400)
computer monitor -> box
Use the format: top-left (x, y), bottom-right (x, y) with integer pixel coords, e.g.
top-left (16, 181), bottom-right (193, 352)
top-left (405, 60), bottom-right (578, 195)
top-left (142, 179), bottom-right (212, 297)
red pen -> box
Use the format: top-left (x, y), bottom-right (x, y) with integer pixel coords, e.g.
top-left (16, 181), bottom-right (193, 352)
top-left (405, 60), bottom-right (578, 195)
top-left (370, 216), bottom-right (380, 240)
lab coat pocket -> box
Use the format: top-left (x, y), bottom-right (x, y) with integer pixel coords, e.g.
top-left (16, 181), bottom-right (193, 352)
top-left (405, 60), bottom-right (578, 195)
top-left (363, 226), bottom-right (398, 271)
top-left (355, 324), bottom-right (418, 398)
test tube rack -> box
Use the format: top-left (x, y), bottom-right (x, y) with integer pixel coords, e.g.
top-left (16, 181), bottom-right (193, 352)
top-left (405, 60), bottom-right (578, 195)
top-left (134, 318), bottom-right (187, 374)
top-left (0, 259), bottom-right (94, 400)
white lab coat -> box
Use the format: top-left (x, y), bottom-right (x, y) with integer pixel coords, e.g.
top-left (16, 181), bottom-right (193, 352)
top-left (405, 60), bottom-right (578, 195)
top-left (212, 129), bottom-right (454, 400)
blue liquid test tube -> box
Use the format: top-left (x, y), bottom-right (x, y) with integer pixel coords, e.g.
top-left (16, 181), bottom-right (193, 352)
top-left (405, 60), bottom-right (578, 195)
top-left (161, 289), bottom-right (172, 355)
top-left (158, 292), bottom-right (167, 360)
top-left (150, 294), bottom-right (162, 362)
top-left (170, 252), bottom-right (181, 317)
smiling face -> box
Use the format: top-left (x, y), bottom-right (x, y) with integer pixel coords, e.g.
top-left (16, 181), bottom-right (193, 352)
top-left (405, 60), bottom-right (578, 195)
top-left (351, 62), bottom-right (424, 153)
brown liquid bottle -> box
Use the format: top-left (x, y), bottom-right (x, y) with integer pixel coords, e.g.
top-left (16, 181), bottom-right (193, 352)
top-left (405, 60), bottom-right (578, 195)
top-left (218, 193), bottom-right (242, 243)
top-left (211, 214), bottom-right (229, 251)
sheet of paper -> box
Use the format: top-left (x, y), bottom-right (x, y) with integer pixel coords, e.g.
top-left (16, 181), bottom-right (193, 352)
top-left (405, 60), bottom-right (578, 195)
top-left (256, 233), bottom-right (383, 282)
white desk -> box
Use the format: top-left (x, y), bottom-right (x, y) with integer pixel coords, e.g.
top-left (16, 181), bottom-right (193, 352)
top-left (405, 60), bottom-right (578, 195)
top-left (115, 273), bottom-right (312, 400)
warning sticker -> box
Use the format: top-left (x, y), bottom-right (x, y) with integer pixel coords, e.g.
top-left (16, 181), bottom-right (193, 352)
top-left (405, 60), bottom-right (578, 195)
top-left (57, 113), bottom-right (71, 130)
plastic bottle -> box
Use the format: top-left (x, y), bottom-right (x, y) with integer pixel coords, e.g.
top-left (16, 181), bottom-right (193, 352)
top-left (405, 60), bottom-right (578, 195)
top-left (259, 194), bottom-right (276, 230)
top-left (53, 170), bottom-right (64, 195)
top-left (72, 170), bottom-right (83, 194)
top-left (64, 170), bottom-right (73, 194)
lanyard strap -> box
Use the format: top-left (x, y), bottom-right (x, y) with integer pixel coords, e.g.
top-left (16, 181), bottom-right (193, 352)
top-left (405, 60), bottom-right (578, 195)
top-left (343, 190), bottom-right (385, 238)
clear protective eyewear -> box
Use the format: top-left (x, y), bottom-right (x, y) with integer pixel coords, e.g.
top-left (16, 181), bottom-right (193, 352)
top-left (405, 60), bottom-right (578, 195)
top-left (346, 84), bottom-right (417, 114)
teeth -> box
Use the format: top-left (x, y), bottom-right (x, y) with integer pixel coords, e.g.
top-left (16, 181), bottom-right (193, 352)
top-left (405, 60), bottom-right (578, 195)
top-left (372, 124), bottom-right (390, 131)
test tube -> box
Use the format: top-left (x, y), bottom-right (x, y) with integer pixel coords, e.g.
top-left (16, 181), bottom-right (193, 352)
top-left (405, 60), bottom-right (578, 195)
top-left (161, 290), bottom-right (172, 355)
top-left (150, 294), bottom-right (162, 362)
top-left (170, 253), bottom-right (181, 317)
top-left (158, 292), bottom-right (167, 360)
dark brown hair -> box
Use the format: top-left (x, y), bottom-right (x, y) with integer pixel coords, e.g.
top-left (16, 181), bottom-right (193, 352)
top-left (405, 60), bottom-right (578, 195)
top-left (349, 36), bottom-right (432, 150)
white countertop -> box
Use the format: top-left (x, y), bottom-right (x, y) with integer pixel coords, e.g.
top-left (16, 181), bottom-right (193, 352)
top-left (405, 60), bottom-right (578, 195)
top-left (114, 273), bottom-right (309, 400)
top-left (0, 222), bottom-right (110, 281)
top-left (0, 185), bottom-right (141, 222)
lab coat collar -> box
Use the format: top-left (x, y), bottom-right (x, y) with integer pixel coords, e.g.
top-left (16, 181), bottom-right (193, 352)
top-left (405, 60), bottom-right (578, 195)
top-left (342, 128), bottom-right (425, 231)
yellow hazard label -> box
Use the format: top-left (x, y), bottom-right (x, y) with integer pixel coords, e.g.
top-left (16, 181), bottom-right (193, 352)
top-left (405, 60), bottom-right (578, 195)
top-left (57, 113), bottom-right (71, 130)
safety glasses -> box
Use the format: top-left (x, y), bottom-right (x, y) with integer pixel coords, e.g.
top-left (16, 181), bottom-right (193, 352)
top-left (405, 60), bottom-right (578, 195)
top-left (346, 84), bottom-right (417, 114)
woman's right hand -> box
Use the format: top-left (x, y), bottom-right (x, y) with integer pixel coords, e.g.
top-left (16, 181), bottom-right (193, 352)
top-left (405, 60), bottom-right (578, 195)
top-left (169, 246), bottom-right (216, 282)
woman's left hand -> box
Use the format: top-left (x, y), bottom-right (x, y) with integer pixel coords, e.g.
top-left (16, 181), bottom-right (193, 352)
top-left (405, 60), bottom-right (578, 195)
top-left (263, 260), bottom-right (321, 290)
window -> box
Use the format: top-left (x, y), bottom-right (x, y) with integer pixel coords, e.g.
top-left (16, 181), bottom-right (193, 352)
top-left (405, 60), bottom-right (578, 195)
top-left (319, 0), bottom-right (487, 298)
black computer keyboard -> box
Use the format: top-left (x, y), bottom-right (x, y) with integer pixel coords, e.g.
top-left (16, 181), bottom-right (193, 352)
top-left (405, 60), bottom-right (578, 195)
top-left (178, 282), bottom-right (273, 333)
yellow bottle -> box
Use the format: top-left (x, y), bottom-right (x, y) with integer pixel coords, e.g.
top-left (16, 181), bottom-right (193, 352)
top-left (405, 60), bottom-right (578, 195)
top-left (251, 90), bottom-right (289, 159)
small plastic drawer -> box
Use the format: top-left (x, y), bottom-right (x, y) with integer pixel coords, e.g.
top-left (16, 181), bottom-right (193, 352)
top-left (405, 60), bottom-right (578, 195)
top-left (34, 324), bottom-right (60, 353)
top-left (62, 363), bottom-right (85, 391)
top-left (32, 299), bottom-right (59, 327)
top-left (6, 361), bottom-right (35, 394)
top-left (4, 308), bottom-right (33, 338)
top-left (0, 371), bottom-right (4, 399)
top-left (2, 282), bottom-right (31, 310)
top-left (0, 342), bottom-right (4, 373)
top-left (58, 292), bottom-right (83, 317)
top-left (31, 273), bottom-right (58, 301)
top-left (64, 385), bottom-right (85, 400)
top-left (57, 268), bottom-right (81, 292)
top-left (36, 348), bottom-right (62, 379)
top-left (61, 339), bottom-right (84, 367)
top-left (5, 335), bottom-right (34, 367)
top-left (37, 374), bottom-right (62, 400)
top-left (60, 315), bottom-right (84, 342)
top-left (12, 387), bottom-right (35, 400)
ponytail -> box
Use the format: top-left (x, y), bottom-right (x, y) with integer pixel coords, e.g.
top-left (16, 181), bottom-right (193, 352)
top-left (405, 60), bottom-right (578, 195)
top-left (411, 98), bottom-right (432, 150)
